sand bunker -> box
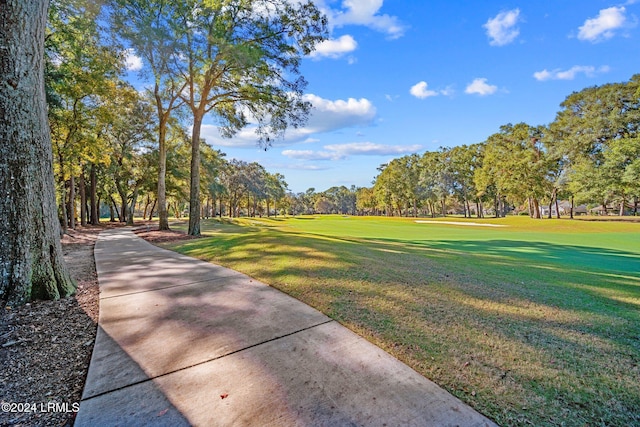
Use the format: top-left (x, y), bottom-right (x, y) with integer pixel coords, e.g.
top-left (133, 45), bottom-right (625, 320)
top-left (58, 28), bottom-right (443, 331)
top-left (415, 220), bottom-right (507, 227)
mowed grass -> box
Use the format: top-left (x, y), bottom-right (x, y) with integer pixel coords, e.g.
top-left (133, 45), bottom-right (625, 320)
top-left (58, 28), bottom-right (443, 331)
top-left (165, 215), bottom-right (640, 426)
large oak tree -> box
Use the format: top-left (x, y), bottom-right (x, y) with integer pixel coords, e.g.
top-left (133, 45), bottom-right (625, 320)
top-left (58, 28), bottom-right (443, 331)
top-left (1, 0), bottom-right (75, 305)
top-left (114, 0), bottom-right (327, 235)
top-left (174, 0), bottom-right (328, 235)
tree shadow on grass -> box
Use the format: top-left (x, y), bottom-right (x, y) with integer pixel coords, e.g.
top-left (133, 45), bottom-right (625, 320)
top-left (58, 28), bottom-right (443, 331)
top-left (168, 228), bottom-right (640, 425)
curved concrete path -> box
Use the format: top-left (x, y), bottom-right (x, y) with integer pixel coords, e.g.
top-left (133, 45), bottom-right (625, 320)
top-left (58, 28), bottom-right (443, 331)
top-left (76, 228), bottom-right (497, 426)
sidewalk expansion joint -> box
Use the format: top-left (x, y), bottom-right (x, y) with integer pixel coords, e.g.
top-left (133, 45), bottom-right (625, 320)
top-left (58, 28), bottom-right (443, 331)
top-left (81, 319), bottom-right (335, 402)
top-left (99, 275), bottom-right (242, 300)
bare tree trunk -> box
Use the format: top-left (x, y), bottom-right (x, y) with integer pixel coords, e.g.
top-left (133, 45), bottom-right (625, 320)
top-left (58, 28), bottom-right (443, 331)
top-left (188, 114), bottom-right (203, 235)
top-left (155, 91), bottom-right (171, 230)
top-left (118, 191), bottom-right (127, 223)
top-left (79, 168), bottom-right (87, 226)
top-left (110, 196), bottom-right (120, 222)
top-left (148, 199), bottom-right (157, 220)
top-left (142, 194), bottom-right (150, 220)
top-left (90, 163), bottom-right (99, 225)
top-left (59, 176), bottom-right (68, 233)
top-left (0, 0), bottom-right (75, 305)
top-left (570, 196), bottom-right (574, 219)
top-left (555, 194), bottom-right (560, 219)
top-left (68, 175), bottom-right (76, 229)
top-left (127, 187), bottom-right (138, 226)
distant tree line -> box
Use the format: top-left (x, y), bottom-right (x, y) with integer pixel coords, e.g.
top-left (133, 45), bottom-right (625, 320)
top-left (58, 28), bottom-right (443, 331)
top-left (365, 75), bottom-right (640, 218)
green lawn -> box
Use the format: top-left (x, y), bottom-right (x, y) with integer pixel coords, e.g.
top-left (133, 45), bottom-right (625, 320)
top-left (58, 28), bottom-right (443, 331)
top-left (165, 215), bottom-right (640, 426)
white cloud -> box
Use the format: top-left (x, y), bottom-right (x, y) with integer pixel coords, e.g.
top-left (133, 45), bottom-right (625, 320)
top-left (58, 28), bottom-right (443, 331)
top-left (282, 149), bottom-right (337, 160)
top-left (533, 65), bottom-right (610, 81)
top-left (282, 142), bottom-right (422, 161)
top-left (303, 94), bottom-right (376, 131)
top-left (124, 49), bottom-right (143, 71)
top-left (440, 86), bottom-right (455, 97)
top-left (408, 82), bottom-right (453, 99)
top-left (270, 162), bottom-right (330, 171)
top-left (329, 0), bottom-right (407, 39)
top-left (409, 81), bottom-right (439, 99)
top-left (484, 9), bottom-right (521, 46)
top-left (325, 142), bottom-right (422, 156)
top-left (578, 6), bottom-right (629, 42)
top-left (200, 94), bottom-right (377, 147)
top-left (465, 78), bottom-right (498, 96)
top-left (309, 35), bottom-right (358, 59)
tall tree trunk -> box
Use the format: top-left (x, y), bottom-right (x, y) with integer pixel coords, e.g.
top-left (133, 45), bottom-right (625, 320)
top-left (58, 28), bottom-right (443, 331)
top-left (157, 131), bottom-right (169, 229)
top-left (56, 145), bottom-right (69, 232)
top-left (79, 168), bottom-right (87, 226)
top-left (127, 187), bottom-right (138, 226)
top-left (0, 0), bottom-right (75, 305)
top-left (142, 194), bottom-right (150, 220)
top-left (118, 190), bottom-right (127, 223)
top-left (59, 175), bottom-right (68, 233)
top-left (68, 175), bottom-right (76, 229)
top-left (155, 90), bottom-right (171, 230)
top-left (570, 195), bottom-right (574, 219)
top-left (555, 194), bottom-right (560, 219)
top-left (619, 198), bottom-right (625, 216)
top-left (89, 163), bottom-right (99, 225)
top-left (68, 173), bottom-right (78, 230)
top-left (109, 196), bottom-right (120, 222)
top-left (188, 113), bottom-right (203, 235)
top-left (148, 199), bottom-right (157, 220)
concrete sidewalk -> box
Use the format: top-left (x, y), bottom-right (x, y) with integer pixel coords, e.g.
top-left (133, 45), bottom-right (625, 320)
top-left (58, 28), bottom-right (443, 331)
top-left (76, 228), bottom-right (497, 426)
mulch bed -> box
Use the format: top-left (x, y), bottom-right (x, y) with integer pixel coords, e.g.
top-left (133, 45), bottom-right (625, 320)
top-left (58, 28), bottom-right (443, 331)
top-left (0, 224), bottom-right (197, 427)
top-left (0, 227), bottom-right (101, 427)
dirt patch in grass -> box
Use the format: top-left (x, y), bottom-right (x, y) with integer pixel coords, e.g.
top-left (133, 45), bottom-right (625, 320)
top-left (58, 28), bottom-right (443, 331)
top-left (134, 227), bottom-right (202, 244)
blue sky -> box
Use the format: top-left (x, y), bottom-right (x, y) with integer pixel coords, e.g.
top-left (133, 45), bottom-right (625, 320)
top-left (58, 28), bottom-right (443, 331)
top-left (126, 1), bottom-right (640, 193)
